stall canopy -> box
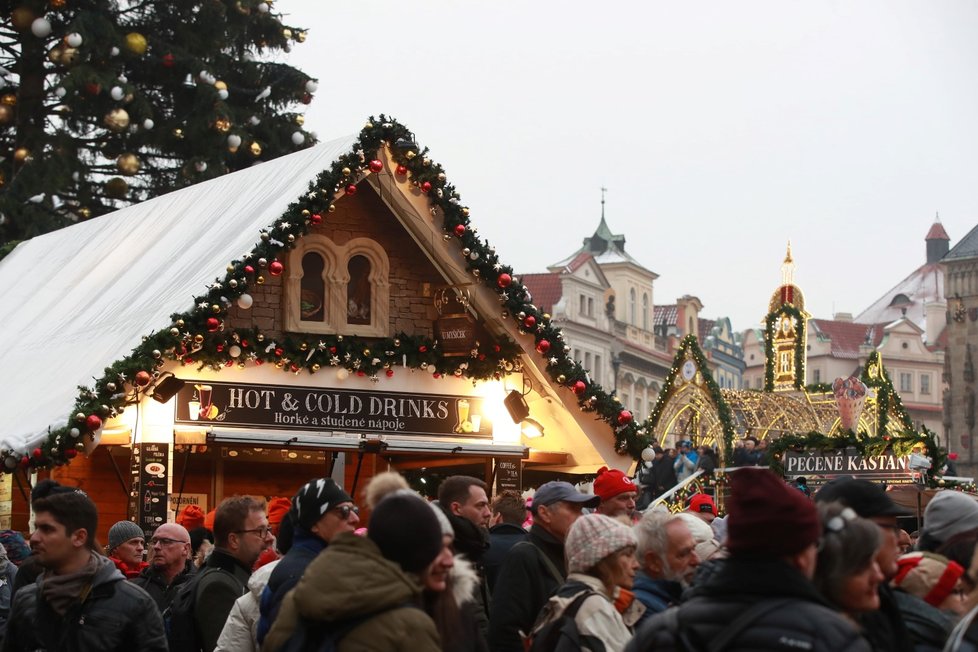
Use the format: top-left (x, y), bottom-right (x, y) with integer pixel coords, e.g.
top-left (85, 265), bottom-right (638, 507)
top-left (0, 121), bottom-right (636, 474)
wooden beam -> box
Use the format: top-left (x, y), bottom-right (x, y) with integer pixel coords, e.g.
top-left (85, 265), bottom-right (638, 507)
top-left (526, 451), bottom-right (569, 465)
top-left (387, 456), bottom-right (489, 471)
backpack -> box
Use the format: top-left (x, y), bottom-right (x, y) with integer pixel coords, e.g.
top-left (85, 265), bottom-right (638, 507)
top-left (279, 603), bottom-right (421, 652)
top-left (163, 566), bottom-right (236, 652)
top-left (525, 582), bottom-right (599, 652)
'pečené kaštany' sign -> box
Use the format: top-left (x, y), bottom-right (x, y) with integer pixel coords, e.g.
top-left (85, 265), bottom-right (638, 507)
top-left (783, 448), bottom-right (914, 482)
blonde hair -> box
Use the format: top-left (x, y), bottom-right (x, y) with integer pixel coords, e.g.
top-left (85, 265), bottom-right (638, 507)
top-left (364, 472), bottom-right (410, 509)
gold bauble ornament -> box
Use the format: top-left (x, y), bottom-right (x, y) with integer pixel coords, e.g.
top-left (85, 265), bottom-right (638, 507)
top-left (50, 0), bottom-right (67, 7)
top-left (11, 8), bottom-right (35, 31)
top-left (103, 108), bottom-right (130, 132)
top-left (13, 148), bottom-right (29, 164)
top-left (282, 28), bottom-right (292, 39)
top-left (173, 128), bottom-right (184, 139)
top-left (0, 105), bottom-right (11, 125)
top-left (214, 81), bottom-right (228, 92)
top-left (1, 94), bottom-right (16, 107)
top-left (78, 207), bottom-right (92, 219)
top-left (296, 31), bottom-right (307, 43)
top-left (341, 167), bottom-right (351, 176)
top-left (48, 46), bottom-right (64, 63)
top-left (213, 117), bottom-right (231, 133)
top-left (249, 141), bottom-right (262, 156)
top-left (59, 47), bottom-right (79, 65)
top-left (124, 32), bottom-right (148, 56)
top-left (193, 334), bottom-right (204, 344)
top-left (295, 115), bottom-right (304, 126)
top-left (104, 177), bottom-right (129, 198)
top-left (116, 152), bottom-right (141, 175)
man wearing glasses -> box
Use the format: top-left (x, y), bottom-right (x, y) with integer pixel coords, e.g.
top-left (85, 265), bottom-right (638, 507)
top-left (133, 522), bottom-right (195, 611)
top-left (196, 496), bottom-right (273, 652)
top-left (256, 478), bottom-right (359, 646)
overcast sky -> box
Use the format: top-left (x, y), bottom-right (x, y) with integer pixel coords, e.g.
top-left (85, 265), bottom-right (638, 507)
top-left (282, 1), bottom-right (978, 333)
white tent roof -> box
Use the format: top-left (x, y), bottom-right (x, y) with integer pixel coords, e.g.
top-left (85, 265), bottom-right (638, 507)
top-left (0, 135), bottom-right (357, 451)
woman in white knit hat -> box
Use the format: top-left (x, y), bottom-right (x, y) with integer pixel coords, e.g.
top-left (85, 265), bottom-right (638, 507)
top-left (527, 513), bottom-right (644, 651)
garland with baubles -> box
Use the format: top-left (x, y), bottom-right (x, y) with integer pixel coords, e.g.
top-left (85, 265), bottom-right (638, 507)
top-left (6, 115), bottom-right (650, 471)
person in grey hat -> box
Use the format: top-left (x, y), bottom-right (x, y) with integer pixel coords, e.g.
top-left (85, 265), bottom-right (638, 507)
top-left (918, 490), bottom-right (978, 552)
top-left (488, 481), bottom-right (599, 652)
top-left (106, 520), bottom-right (148, 579)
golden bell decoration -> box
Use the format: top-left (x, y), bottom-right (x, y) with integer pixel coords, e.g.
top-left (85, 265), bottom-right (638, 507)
top-left (105, 177), bottom-right (129, 198)
top-left (213, 117), bottom-right (231, 133)
top-left (1, 94), bottom-right (16, 107)
top-left (13, 148), bottom-right (29, 164)
top-left (103, 108), bottom-right (130, 132)
top-left (124, 32), bottom-right (148, 56)
top-left (249, 141), bottom-right (262, 156)
top-left (0, 105), bottom-right (12, 125)
top-left (116, 152), bottom-right (141, 175)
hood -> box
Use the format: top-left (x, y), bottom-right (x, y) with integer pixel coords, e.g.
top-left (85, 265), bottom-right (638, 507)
top-left (451, 555), bottom-right (480, 606)
top-left (292, 532), bottom-right (421, 621)
top-left (248, 558), bottom-right (280, 597)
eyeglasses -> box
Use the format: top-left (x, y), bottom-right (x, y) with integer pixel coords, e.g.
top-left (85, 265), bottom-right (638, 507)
top-left (331, 505), bottom-right (360, 520)
top-left (235, 526), bottom-right (272, 538)
top-left (150, 537), bottom-right (190, 547)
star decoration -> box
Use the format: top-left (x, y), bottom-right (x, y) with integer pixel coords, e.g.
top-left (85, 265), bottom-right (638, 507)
top-left (549, 357), bottom-right (558, 365)
top-left (352, 359), bottom-right (361, 369)
top-left (317, 341), bottom-right (327, 350)
top-left (280, 222), bottom-right (291, 230)
top-left (329, 356), bottom-right (340, 366)
top-left (198, 302), bottom-right (209, 310)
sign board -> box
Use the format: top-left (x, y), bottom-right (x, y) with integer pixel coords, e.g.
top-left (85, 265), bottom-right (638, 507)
top-left (174, 380), bottom-right (494, 438)
top-left (168, 493), bottom-right (208, 517)
top-left (131, 443), bottom-right (170, 537)
top-left (783, 448), bottom-right (915, 483)
top-left (0, 474), bottom-right (11, 530)
top-left (496, 459), bottom-right (522, 493)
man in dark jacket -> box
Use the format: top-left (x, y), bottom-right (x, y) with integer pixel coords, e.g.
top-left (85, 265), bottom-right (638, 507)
top-left (132, 522), bottom-right (195, 611)
top-left (627, 468), bottom-right (870, 652)
top-left (815, 477), bottom-right (915, 652)
top-left (632, 510), bottom-right (699, 626)
top-left (256, 477), bottom-right (358, 645)
top-left (484, 490), bottom-right (528, 592)
top-left (488, 480), bottom-right (599, 652)
top-left (3, 480), bottom-right (166, 652)
top-left (195, 495), bottom-right (272, 652)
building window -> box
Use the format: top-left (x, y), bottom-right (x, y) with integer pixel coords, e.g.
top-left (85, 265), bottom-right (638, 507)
top-left (584, 352), bottom-right (592, 374)
top-left (648, 400), bottom-right (655, 415)
top-left (285, 236), bottom-right (389, 336)
top-left (588, 297), bottom-right (594, 317)
top-left (594, 355), bottom-right (601, 384)
top-left (813, 369), bottom-right (821, 384)
top-left (755, 377), bottom-right (763, 389)
top-left (920, 374), bottom-right (931, 395)
top-left (634, 397), bottom-right (641, 415)
top-left (642, 293), bottom-right (649, 330)
top-left (580, 295), bottom-right (586, 316)
top-left (900, 372), bottom-right (913, 393)
top-left (629, 288), bottom-right (637, 326)
top-left (622, 393), bottom-right (630, 406)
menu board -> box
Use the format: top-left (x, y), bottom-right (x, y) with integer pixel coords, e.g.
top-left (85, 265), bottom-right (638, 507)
top-left (496, 459), bottom-right (522, 493)
top-left (133, 443), bottom-right (169, 537)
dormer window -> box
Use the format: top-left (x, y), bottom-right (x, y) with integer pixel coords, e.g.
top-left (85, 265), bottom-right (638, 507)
top-left (286, 236), bottom-right (389, 337)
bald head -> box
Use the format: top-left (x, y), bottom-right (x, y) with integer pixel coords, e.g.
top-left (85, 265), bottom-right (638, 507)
top-left (150, 523), bottom-right (191, 579)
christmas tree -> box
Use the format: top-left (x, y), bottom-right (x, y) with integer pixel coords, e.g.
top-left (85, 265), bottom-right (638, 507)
top-left (0, 0), bottom-right (317, 250)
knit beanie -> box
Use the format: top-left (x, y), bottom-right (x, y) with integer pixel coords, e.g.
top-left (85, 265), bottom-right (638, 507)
top-left (292, 478), bottom-right (354, 531)
top-left (922, 491), bottom-right (978, 546)
top-left (204, 509), bottom-right (216, 532)
top-left (368, 493), bottom-right (443, 573)
top-left (593, 466), bottom-right (637, 502)
top-left (892, 552), bottom-right (964, 607)
top-left (565, 513), bottom-right (638, 574)
top-left (176, 504), bottom-right (206, 531)
top-left (0, 530), bottom-right (31, 565)
top-left (108, 520), bottom-right (145, 552)
top-left (266, 497), bottom-right (293, 536)
top-left (725, 468), bottom-right (820, 557)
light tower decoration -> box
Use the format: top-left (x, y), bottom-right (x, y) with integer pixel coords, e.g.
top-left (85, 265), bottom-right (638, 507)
top-left (764, 242), bottom-right (811, 392)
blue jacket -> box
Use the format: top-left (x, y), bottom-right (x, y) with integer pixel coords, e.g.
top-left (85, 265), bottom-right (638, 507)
top-left (484, 523), bottom-right (528, 593)
top-left (632, 571), bottom-right (682, 626)
top-left (256, 530), bottom-right (327, 644)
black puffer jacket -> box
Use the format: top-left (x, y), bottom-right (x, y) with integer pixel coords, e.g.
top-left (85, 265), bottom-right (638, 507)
top-left (625, 557), bottom-right (871, 652)
top-left (3, 554), bottom-right (166, 652)
top-left (131, 558), bottom-right (196, 612)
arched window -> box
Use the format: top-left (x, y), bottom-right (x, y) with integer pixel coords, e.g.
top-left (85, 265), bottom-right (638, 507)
top-left (300, 252), bottom-right (326, 323)
top-left (642, 293), bottom-right (649, 330)
top-left (347, 255), bottom-right (372, 325)
top-left (629, 288), bottom-right (636, 326)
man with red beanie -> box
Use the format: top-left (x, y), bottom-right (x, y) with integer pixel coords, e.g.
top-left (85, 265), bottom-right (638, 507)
top-left (593, 466), bottom-right (638, 520)
top-left (626, 468), bottom-right (870, 652)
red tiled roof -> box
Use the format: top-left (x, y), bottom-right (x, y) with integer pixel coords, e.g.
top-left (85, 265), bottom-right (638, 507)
top-left (811, 319), bottom-right (887, 359)
top-left (926, 222), bottom-right (950, 241)
top-left (520, 273), bottom-right (563, 314)
top-left (698, 318), bottom-right (716, 342)
top-left (565, 252), bottom-right (593, 273)
top-left (654, 304), bottom-right (677, 327)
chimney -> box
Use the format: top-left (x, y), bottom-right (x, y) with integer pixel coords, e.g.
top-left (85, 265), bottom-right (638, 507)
top-left (924, 300), bottom-right (946, 346)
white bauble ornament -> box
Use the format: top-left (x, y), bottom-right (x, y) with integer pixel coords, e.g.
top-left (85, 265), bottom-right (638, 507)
top-left (31, 18), bottom-right (52, 38)
top-left (66, 32), bottom-right (82, 47)
top-left (291, 131), bottom-right (304, 145)
top-left (110, 86), bottom-right (124, 100)
top-left (305, 80), bottom-right (318, 93)
top-left (143, 118), bottom-right (154, 129)
top-left (227, 134), bottom-right (242, 148)
top-left (236, 293), bottom-right (253, 309)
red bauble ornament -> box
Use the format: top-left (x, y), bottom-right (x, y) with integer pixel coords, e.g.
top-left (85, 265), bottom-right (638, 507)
top-left (85, 414), bottom-right (102, 431)
top-left (269, 260), bottom-right (284, 276)
top-left (65, 449), bottom-right (78, 459)
top-left (244, 264), bottom-right (255, 274)
top-left (523, 315), bottom-right (536, 329)
top-left (329, 346), bottom-right (337, 354)
top-left (419, 345), bottom-right (428, 353)
top-left (134, 370), bottom-right (152, 386)
top-left (310, 213), bottom-right (323, 225)
top-left (19, 456), bottom-right (29, 468)
top-left (386, 369), bottom-right (394, 377)
top-left (290, 364), bottom-right (300, 372)
top-left (274, 347), bottom-right (284, 356)
top-left (85, 82), bottom-right (101, 96)
top-left (368, 159), bottom-right (383, 173)
top-left (497, 273), bottom-right (512, 288)
top-left (421, 181), bottom-right (432, 193)
top-left (572, 380), bottom-right (587, 395)
top-left (301, 93), bottom-right (312, 104)
top-left (32, 448), bottom-right (42, 458)
top-left (536, 340), bottom-right (551, 354)
top-left (357, 370), bottom-right (365, 377)
top-left (162, 53), bottom-right (175, 68)
top-left (395, 164), bottom-right (408, 176)
top-left (216, 344), bottom-right (224, 352)
top-left (206, 317), bottom-right (220, 332)
top-left (345, 184), bottom-right (357, 195)
top-left (618, 410), bottom-right (633, 425)
top-left (454, 224), bottom-right (466, 237)
top-left (432, 372), bottom-right (441, 379)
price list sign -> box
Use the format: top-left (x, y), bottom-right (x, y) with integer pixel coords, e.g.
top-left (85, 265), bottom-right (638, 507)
top-left (131, 443), bottom-right (170, 538)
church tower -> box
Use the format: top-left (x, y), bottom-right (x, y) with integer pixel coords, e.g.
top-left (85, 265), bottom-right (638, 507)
top-left (764, 243), bottom-right (811, 391)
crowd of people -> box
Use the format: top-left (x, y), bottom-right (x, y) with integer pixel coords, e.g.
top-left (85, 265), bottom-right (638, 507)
top-left (5, 465), bottom-right (978, 651)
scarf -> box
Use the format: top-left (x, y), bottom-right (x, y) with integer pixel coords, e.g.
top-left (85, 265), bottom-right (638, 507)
top-left (41, 552), bottom-right (101, 616)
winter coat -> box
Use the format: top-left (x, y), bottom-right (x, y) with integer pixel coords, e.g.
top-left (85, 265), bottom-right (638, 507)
top-left (0, 554), bottom-right (15, 643)
top-left (488, 523), bottom-right (567, 652)
top-left (625, 557), bottom-right (871, 652)
top-left (673, 451), bottom-right (698, 481)
top-left (131, 558), bottom-right (196, 612)
top-left (859, 584), bottom-right (915, 652)
top-left (215, 559), bottom-right (280, 652)
top-left (440, 507), bottom-right (491, 639)
top-left (631, 571), bottom-right (681, 626)
top-left (533, 573), bottom-right (642, 652)
top-left (484, 523), bottom-right (528, 593)
top-left (2, 553), bottom-right (167, 652)
top-left (262, 532), bottom-right (440, 652)
top-left (890, 589), bottom-right (951, 652)
top-left (257, 529), bottom-right (327, 644)
top-left (195, 548), bottom-right (251, 652)
top-left (436, 556), bottom-right (489, 652)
